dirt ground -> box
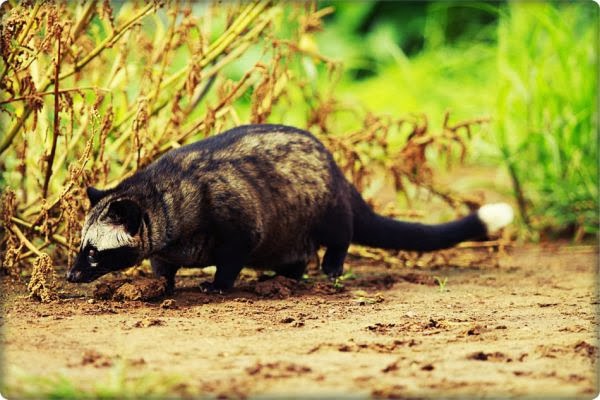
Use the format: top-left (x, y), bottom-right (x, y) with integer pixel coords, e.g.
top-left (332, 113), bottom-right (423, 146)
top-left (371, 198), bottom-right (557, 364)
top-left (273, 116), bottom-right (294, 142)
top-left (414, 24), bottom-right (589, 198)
top-left (1, 244), bottom-right (598, 399)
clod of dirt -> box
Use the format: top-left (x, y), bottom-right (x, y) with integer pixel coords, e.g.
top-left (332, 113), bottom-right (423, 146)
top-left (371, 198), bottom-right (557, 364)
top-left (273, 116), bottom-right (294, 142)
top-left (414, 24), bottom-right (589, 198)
top-left (93, 277), bottom-right (166, 301)
top-left (371, 384), bottom-right (409, 399)
top-left (133, 318), bottom-right (164, 328)
top-left (421, 363), bottom-right (435, 371)
top-left (424, 318), bottom-right (448, 330)
top-left (425, 318), bottom-right (440, 329)
top-left (93, 278), bottom-right (131, 300)
top-left (245, 361), bottom-right (311, 378)
top-left (253, 275), bottom-right (297, 298)
top-left (558, 325), bottom-right (586, 333)
top-left (83, 302), bottom-right (118, 315)
top-left (27, 253), bottom-right (58, 303)
top-left (312, 280), bottom-right (345, 295)
top-left (128, 358), bottom-right (146, 366)
top-left (513, 371), bottom-right (532, 377)
top-left (382, 360), bottom-right (400, 373)
top-left (466, 325), bottom-right (489, 336)
top-left (367, 323), bottom-right (395, 332)
top-left (80, 350), bottom-right (112, 368)
top-left (574, 341), bottom-right (598, 359)
top-left (312, 340), bottom-right (417, 355)
top-left (160, 299), bottom-right (177, 309)
top-left (338, 344), bottom-right (353, 352)
top-left (535, 342), bottom-right (597, 360)
top-left (467, 351), bottom-right (507, 362)
top-left (537, 302), bottom-right (559, 307)
top-left (114, 280), bottom-right (166, 301)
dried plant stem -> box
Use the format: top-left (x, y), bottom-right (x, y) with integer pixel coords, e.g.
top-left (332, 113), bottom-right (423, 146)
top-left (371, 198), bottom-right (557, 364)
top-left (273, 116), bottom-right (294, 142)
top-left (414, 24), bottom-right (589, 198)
top-left (0, 0), bottom-right (42, 83)
top-left (42, 27), bottom-right (63, 199)
top-left (456, 240), bottom-right (511, 249)
top-left (9, 225), bottom-right (43, 257)
top-left (0, 107), bottom-right (34, 157)
top-left (59, 2), bottom-right (156, 82)
top-left (53, 114), bottom-right (90, 180)
top-left (19, 109), bottom-right (91, 215)
top-left (148, 2), bottom-right (179, 109)
top-left (0, 87), bottom-right (110, 106)
top-left (164, 69), bottom-right (256, 149)
top-left (10, 217), bottom-right (71, 249)
top-left (26, 134), bottom-right (93, 228)
top-left (19, 242), bottom-right (51, 260)
top-left (446, 115), bottom-right (491, 131)
top-left (209, 2), bottom-right (256, 51)
top-left (274, 39), bottom-right (336, 64)
top-left (151, 25), bottom-right (260, 147)
top-left (417, 181), bottom-right (468, 209)
top-left (108, 2), bottom-right (273, 154)
top-left (202, 1), bottom-right (269, 65)
top-left (70, 0), bottom-right (98, 40)
top-left (0, 3), bottom-right (155, 157)
top-left (187, 73), bottom-right (217, 115)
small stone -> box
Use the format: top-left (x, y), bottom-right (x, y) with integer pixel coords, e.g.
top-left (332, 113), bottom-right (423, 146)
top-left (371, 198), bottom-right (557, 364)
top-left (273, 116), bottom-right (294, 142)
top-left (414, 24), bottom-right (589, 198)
top-left (87, 299), bottom-right (95, 304)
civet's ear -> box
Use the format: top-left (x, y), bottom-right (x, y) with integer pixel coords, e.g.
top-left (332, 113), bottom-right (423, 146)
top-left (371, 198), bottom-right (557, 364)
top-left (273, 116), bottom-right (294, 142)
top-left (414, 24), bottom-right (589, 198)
top-left (86, 187), bottom-right (108, 207)
top-left (105, 199), bottom-right (142, 236)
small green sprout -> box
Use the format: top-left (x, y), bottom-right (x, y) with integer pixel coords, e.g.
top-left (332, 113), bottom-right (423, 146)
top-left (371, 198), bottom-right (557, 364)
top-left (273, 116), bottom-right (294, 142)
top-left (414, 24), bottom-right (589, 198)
top-left (433, 276), bottom-right (448, 293)
top-left (331, 270), bottom-right (356, 291)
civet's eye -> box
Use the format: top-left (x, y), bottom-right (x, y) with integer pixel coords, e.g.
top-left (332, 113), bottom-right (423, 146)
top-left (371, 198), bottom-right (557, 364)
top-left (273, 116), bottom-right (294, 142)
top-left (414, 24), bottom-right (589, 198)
top-left (87, 249), bottom-right (98, 267)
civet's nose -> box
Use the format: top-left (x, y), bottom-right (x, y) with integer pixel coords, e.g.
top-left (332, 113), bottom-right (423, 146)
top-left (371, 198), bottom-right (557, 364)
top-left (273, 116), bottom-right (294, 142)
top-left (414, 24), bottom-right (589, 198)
top-left (66, 270), bottom-right (82, 282)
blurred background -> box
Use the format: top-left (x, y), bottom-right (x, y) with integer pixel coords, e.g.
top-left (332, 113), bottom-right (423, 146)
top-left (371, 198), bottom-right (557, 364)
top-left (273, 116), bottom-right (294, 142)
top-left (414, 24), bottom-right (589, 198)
top-left (315, 1), bottom-right (598, 240)
top-left (0, 1), bottom-right (598, 276)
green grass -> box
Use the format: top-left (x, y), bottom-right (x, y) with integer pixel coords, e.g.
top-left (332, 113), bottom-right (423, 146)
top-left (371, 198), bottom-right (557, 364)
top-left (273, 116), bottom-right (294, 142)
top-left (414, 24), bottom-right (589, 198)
top-left (495, 2), bottom-right (598, 238)
top-left (2, 363), bottom-right (191, 399)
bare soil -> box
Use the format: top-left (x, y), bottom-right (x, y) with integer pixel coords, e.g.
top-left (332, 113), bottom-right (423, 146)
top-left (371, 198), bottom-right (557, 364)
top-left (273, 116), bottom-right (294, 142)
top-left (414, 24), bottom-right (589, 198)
top-left (1, 244), bottom-right (598, 398)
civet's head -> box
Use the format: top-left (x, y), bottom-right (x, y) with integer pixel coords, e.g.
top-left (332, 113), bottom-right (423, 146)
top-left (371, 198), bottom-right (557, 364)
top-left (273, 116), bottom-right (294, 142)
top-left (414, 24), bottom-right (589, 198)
top-left (66, 187), bottom-right (144, 283)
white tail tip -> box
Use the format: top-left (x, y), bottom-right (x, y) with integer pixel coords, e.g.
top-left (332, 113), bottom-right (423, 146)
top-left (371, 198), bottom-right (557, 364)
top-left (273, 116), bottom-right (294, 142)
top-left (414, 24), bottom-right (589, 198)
top-left (477, 203), bottom-right (514, 233)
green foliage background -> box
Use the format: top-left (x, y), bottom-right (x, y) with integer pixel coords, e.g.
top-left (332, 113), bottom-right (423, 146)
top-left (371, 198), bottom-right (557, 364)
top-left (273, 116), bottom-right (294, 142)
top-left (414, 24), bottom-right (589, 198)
top-left (317, 1), bottom-right (598, 238)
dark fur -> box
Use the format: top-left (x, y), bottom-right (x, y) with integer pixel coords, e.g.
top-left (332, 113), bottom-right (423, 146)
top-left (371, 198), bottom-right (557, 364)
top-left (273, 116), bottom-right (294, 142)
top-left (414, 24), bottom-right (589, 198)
top-left (67, 124), bottom-right (488, 292)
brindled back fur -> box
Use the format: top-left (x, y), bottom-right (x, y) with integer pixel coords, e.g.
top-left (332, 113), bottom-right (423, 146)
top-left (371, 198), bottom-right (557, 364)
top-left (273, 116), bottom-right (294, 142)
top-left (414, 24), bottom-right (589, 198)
top-left (67, 124), bottom-right (513, 293)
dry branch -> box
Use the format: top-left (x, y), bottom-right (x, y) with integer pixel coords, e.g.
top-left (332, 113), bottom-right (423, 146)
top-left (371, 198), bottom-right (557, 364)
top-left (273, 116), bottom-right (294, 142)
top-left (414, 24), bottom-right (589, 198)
top-left (9, 224), bottom-right (42, 257)
top-left (10, 217), bottom-right (71, 249)
top-left (42, 26), bottom-right (63, 199)
top-left (0, 87), bottom-right (110, 106)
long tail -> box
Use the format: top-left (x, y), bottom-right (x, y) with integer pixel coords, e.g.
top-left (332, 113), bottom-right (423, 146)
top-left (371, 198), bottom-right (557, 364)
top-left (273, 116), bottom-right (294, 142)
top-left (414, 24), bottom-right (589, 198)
top-left (351, 189), bottom-right (513, 251)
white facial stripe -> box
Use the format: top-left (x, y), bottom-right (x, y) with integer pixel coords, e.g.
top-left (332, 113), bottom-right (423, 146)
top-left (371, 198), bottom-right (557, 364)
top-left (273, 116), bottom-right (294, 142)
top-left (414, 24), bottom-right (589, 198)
top-left (83, 222), bottom-right (136, 251)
